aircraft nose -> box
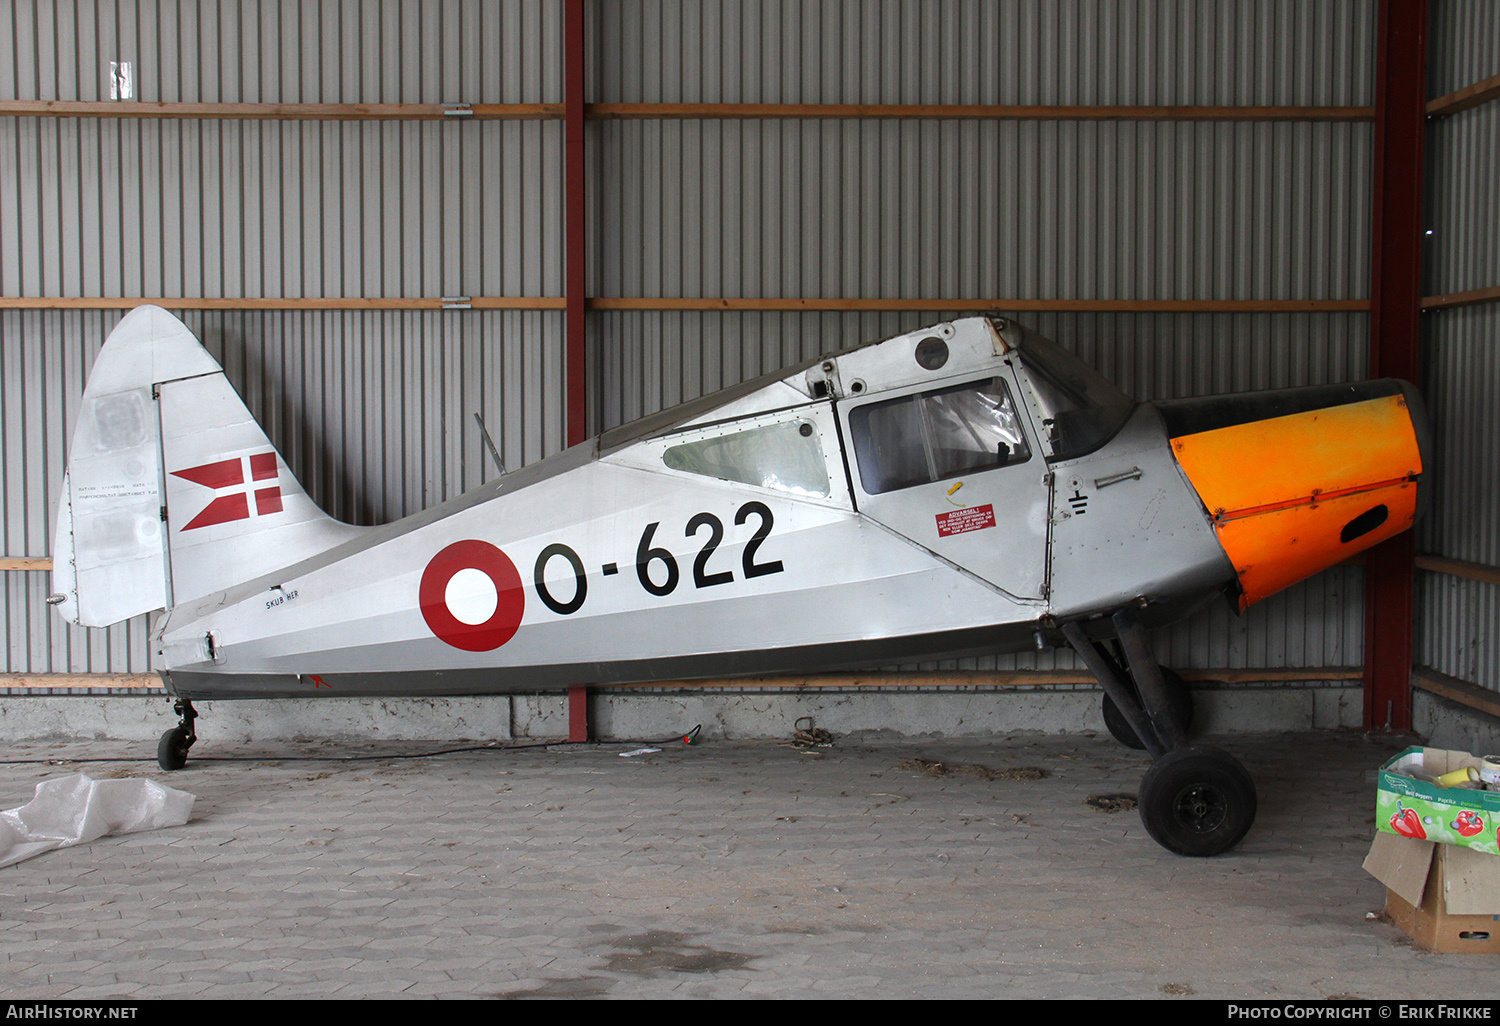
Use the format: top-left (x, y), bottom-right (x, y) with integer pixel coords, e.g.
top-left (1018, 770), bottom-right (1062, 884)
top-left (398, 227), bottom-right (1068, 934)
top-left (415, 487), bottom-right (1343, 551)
top-left (1162, 381), bottom-right (1428, 611)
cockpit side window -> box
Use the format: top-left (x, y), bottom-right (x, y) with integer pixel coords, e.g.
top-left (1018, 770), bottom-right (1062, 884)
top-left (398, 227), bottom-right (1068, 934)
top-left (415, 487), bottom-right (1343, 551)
top-left (662, 418), bottom-right (831, 498)
top-left (849, 378), bottom-right (1032, 495)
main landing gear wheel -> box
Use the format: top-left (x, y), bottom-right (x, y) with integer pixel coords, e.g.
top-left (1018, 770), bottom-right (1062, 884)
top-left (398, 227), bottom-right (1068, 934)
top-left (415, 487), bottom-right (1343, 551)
top-left (1102, 667), bottom-right (1192, 750)
top-left (1138, 745), bottom-right (1257, 857)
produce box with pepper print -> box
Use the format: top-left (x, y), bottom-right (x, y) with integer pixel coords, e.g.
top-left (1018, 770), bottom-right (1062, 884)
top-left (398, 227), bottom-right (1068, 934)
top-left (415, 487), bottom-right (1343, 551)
top-left (1377, 747), bottom-right (1500, 855)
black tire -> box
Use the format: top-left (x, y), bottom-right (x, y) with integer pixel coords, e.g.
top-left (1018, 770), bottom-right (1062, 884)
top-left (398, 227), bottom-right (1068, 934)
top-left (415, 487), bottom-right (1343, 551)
top-left (1138, 745), bottom-right (1257, 857)
top-left (157, 725), bottom-right (192, 771)
top-left (1102, 667), bottom-right (1192, 750)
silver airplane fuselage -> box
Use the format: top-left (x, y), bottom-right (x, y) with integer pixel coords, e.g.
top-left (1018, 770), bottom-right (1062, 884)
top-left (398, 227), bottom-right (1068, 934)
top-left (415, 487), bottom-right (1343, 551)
top-left (66, 313), bottom-right (1404, 700)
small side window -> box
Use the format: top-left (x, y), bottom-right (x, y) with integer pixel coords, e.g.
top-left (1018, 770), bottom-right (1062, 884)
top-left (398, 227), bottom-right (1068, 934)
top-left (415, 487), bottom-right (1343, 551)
top-left (662, 419), bottom-right (831, 498)
top-left (849, 379), bottom-right (1031, 494)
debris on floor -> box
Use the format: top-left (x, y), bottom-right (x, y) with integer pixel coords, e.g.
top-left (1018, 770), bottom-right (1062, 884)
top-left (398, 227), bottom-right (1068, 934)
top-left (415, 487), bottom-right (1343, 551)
top-left (1085, 793), bottom-right (1138, 813)
top-left (0, 774), bottom-right (195, 869)
top-left (896, 757), bottom-right (1048, 781)
top-left (787, 716), bottom-right (836, 748)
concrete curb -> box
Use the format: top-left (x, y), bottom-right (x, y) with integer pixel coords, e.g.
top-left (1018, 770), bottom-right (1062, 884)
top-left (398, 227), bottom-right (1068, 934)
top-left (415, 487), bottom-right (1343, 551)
top-left (0, 685), bottom-right (1365, 743)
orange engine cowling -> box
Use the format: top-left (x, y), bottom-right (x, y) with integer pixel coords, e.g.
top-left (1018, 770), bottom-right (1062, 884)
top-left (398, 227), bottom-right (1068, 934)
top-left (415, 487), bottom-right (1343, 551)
top-left (1160, 382), bottom-right (1427, 611)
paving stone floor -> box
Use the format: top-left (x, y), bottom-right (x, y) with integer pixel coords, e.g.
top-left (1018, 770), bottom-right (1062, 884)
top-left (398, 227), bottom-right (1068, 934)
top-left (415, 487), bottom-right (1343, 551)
top-left (0, 728), bottom-right (1494, 1000)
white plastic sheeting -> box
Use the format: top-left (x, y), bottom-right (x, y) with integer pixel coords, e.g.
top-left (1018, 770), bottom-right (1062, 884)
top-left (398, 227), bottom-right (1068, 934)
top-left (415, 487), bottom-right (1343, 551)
top-left (0, 774), bottom-right (194, 869)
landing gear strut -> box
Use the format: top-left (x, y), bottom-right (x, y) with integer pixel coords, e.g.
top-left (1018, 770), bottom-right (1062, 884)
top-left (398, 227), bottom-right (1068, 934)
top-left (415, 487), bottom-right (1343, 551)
top-left (157, 700), bottom-right (197, 771)
top-left (1063, 607), bottom-right (1257, 857)
top-left (1102, 664), bottom-right (1193, 751)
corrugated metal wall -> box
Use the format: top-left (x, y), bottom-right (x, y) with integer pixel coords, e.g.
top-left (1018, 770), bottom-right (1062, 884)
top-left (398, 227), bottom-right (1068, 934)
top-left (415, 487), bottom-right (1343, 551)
top-left (1417, 0), bottom-right (1500, 691)
top-left (587, 0), bottom-right (1377, 673)
top-left (588, 0), bottom-right (1375, 305)
top-left (3, 1), bottom-right (1389, 680)
top-left (1427, 0), bottom-right (1500, 97)
top-left (0, 0), bottom-right (564, 300)
top-left (590, 1), bottom-right (1375, 105)
top-left (591, 119), bottom-right (1371, 303)
top-left (0, 1), bottom-right (561, 104)
top-left (0, 118), bottom-right (562, 299)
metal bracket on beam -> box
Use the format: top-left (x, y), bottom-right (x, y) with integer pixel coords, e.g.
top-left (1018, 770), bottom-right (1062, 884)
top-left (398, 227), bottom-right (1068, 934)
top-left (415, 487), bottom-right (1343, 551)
top-left (441, 296), bottom-right (472, 310)
top-left (441, 104), bottom-right (474, 119)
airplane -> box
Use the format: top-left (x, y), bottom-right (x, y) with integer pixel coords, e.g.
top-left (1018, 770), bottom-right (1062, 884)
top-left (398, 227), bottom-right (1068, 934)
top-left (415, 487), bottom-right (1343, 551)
top-left (49, 306), bottom-right (1428, 857)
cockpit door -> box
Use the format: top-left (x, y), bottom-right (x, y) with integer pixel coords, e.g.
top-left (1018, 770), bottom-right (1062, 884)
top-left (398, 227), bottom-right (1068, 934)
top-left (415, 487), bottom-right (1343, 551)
top-left (837, 370), bottom-right (1052, 602)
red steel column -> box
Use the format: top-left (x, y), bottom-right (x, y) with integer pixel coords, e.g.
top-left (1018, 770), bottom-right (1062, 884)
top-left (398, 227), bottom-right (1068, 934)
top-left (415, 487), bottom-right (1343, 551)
top-left (1364, 0), bottom-right (1428, 731)
top-left (565, 0), bottom-right (587, 448)
top-left (565, 0), bottom-right (590, 743)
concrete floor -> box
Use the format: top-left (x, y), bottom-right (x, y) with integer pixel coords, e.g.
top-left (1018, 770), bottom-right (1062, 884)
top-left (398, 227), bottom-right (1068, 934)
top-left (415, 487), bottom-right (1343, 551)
top-left (0, 727), bottom-right (1495, 1000)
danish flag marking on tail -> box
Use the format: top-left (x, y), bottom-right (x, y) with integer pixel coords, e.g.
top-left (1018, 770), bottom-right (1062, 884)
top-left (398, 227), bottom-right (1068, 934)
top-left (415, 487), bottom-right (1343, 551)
top-left (172, 452), bottom-right (283, 530)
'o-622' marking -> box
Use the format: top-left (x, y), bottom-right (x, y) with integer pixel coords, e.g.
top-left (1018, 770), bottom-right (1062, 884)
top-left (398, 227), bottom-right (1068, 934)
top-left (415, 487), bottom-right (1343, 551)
top-left (533, 501), bottom-right (784, 616)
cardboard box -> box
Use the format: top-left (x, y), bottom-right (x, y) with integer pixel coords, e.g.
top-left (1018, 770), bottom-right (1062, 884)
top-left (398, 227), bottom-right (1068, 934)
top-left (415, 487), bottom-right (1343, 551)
top-left (1365, 832), bottom-right (1500, 953)
top-left (1376, 746), bottom-right (1500, 854)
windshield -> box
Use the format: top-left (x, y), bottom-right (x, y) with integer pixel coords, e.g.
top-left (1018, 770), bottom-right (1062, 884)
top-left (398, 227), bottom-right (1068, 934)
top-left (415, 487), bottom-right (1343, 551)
top-left (1013, 327), bottom-right (1134, 461)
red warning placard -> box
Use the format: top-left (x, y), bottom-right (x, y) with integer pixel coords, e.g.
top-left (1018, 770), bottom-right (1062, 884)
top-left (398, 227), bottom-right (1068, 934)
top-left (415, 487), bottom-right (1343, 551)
top-left (935, 503), bottom-right (996, 537)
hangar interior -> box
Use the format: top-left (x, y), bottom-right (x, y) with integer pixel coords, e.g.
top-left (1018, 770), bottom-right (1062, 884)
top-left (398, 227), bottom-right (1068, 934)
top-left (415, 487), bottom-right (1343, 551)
top-left (0, 0), bottom-right (1496, 753)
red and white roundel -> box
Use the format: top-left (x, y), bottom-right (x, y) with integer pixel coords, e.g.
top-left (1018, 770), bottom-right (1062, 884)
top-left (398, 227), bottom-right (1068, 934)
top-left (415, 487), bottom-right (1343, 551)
top-left (419, 540), bottom-right (525, 652)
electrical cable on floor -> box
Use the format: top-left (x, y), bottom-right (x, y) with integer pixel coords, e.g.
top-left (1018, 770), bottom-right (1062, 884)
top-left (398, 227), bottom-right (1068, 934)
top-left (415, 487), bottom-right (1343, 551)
top-left (784, 715), bottom-right (835, 748)
top-left (0, 724), bottom-right (706, 766)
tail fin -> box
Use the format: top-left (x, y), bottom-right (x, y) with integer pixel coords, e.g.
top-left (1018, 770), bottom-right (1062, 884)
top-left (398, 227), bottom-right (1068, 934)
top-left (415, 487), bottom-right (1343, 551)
top-left (53, 306), bottom-right (363, 627)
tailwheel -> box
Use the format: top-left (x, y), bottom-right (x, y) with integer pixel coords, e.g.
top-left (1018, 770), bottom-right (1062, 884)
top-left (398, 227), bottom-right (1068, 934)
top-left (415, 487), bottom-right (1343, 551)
top-left (1138, 745), bottom-right (1257, 857)
top-left (156, 700), bottom-right (197, 771)
top-left (157, 726), bottom-right (192, 771)
top-left (1102, 667), bottom-right (1192, 750)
